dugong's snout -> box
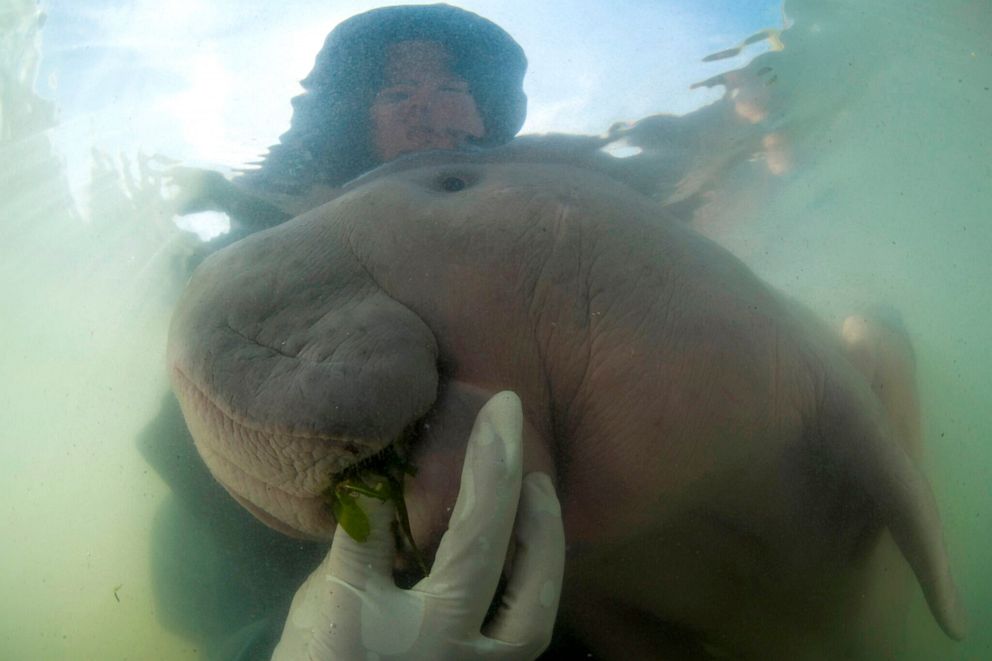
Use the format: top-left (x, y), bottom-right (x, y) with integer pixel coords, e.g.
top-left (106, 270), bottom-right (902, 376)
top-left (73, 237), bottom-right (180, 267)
top-left (167, 221), bottom-right (440, 540)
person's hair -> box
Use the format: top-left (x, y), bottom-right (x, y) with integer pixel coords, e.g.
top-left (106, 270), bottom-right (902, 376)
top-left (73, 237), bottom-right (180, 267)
top-left (240, 4), bottom-right (528, 193)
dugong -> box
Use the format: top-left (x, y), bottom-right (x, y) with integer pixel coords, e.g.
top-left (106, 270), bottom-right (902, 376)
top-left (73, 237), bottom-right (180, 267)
top-left (167, 149), bottom-right (965, 658)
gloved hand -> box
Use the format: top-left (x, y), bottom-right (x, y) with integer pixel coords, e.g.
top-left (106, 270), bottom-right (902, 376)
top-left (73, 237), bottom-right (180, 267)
top-left (272, 391), bottom-right (566, 660)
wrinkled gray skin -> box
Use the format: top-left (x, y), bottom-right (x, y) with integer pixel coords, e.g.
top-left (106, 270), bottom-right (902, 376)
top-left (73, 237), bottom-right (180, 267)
top-left (168, 150), bottom-right (965, 658)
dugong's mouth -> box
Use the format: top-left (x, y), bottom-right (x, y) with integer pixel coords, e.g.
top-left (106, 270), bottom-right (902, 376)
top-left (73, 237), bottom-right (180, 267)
top-left (171, 365), bottom-right (421, 541)
top-left (321, 431), bottom-right (431, 574)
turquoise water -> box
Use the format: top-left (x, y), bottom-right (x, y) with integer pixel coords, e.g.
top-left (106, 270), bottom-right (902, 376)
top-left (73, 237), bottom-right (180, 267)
top-left (1, 0), bottom-right (988, 658)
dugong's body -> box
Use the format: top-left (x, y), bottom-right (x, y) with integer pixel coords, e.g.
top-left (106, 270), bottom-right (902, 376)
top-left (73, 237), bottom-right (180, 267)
top-left (168, 151), bottom-right (964, 658)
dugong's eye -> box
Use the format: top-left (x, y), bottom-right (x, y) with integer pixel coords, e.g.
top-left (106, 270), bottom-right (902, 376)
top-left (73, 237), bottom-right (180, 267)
top-left (441, 176), bottom-right (466, 192)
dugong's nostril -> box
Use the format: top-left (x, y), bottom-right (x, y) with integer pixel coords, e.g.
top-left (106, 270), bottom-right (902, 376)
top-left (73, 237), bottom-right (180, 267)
top-left (441, 176), bottom-right (466, 192)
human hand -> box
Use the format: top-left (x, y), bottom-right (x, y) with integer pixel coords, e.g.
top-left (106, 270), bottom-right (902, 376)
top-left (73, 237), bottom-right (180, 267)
top-left (271, 391), bottom-right (566, 661)
top-left (161, 165), bottom-right (232, 216)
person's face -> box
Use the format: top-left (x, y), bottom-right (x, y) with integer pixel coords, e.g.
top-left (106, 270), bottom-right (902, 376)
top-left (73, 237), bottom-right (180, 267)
top-left (370, 41), bottom-right (486, 162)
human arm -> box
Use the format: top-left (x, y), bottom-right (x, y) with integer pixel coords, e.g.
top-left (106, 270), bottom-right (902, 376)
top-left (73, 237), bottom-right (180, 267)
top-left (166, 166), bottom-right (293, 232)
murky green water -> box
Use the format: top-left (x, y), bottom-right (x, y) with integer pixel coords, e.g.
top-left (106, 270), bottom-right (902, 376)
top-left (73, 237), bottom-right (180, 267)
top-left (707, 2), bottom-right (992, 658)
top-left (1, 0), bottom-right (988, 658)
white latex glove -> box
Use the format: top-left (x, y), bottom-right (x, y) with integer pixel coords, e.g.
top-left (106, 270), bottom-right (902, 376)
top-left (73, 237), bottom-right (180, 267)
top-left (272, 391), bottom-right (566, 660)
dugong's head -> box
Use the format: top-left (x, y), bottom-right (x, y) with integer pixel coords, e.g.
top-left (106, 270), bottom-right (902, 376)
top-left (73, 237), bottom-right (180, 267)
top-left (167, 150), bottom-right (617, 549)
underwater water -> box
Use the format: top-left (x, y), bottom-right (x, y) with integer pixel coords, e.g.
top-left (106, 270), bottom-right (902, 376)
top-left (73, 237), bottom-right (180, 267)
top-left (0, 0), bottom-right (988, 658)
